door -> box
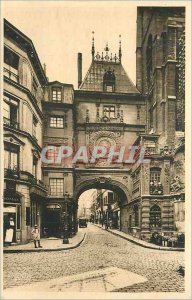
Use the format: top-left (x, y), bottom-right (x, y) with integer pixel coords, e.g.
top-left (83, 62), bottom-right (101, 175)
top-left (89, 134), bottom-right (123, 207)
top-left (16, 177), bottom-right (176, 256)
top-left (43, 205), bottom-right (61, 237)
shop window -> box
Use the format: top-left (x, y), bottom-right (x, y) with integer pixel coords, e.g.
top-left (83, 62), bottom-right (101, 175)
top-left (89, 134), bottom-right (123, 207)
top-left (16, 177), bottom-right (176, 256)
top-left (52, 87), bottom-right (62, 102)
top-left (50, 116), bottom-right (64, 128)
top-left (4, 47), bottom-right (19, 82)
top-left (26, 207), bottom-right (31, 226)
top-left (17, 205), bottom-right (21, 230)
top-left (149, 205), bottom-right (161, 227)
top-left (3, 98), bottom-right (19, 128)
top-left (49, 178), bottom-right (64, 196)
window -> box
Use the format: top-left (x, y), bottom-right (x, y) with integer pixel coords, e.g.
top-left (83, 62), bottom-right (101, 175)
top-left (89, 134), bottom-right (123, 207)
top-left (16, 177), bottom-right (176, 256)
top-left (46, 145), bottom-right (60, 163)
top-left (149, 205), bottom-right (161, 227)
top-left (3, 98), bottom-right (19, 128)
top-left (49, 178), bottom-right (64, 196)
top-left (32, 76), bottom-right (38, 97)
top-left (103, 106), bottom-right (115, 119)
top-left (50, 117), bottom-right (64, 128)
top-left (4, 143), bottom-right (19, 170)
top-left (103, 69), bottom-right (115, 92)
top-left (52, 88), bottom-right (62, 102)
top-left (33, 156), bottom-right (38, 178)
top-left (26, 207), bottom-right (31, 226)
top-left (32, 115), bottom-right (38, 139)
top-left (106, 85), bottom-right (113, 92)
top-left (150, 170), bottom-right (160, 182)
top-left (4, 47), bottom-right (19, 82)
top-left (108, 192), bottom-right (113, 204)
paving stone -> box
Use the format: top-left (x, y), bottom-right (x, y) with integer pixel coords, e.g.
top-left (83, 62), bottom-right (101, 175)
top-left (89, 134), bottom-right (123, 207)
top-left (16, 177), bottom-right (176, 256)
top-left (3, 224), bottom-right (185, 293)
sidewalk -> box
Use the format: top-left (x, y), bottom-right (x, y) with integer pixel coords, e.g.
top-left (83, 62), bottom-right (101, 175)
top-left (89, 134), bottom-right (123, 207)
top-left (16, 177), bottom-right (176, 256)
top-left (94, 224), bottom-right (184, 252)
top-left (3, 228), bottom-right (86, 253)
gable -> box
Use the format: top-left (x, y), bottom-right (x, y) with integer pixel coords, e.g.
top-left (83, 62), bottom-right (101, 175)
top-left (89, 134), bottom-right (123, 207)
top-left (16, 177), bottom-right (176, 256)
top-left (79, 61), bottom-right (139, 94)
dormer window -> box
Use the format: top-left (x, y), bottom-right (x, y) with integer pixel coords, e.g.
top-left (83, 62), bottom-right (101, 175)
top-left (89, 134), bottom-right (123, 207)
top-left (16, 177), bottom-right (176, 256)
top-left (52, 87), bottom-right (62, 102)
top-left (103, 69), bottom-right (115, 92)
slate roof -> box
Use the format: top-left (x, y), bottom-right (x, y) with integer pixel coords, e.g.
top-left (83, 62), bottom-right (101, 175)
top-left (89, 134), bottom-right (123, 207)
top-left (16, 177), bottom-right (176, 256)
top-left (79, 60), bottom-right (139, 94)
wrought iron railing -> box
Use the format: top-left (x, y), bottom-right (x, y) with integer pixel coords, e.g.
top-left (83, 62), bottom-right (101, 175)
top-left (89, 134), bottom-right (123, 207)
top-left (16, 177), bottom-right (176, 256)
top-left (4, 168), bottom-right (20, 179)
top-left (3, 117), bottom-right (19, 129)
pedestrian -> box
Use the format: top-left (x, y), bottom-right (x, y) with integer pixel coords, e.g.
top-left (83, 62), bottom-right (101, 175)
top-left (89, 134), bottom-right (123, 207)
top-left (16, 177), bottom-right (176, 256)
top-left (31, 224), bottom-right (42, 248)
top-left (4, 216), bottom-right (15, 246)
top-left (109, 218), bottom-right (112, 229)
top-left (104, 219), bottom-right (108, 230)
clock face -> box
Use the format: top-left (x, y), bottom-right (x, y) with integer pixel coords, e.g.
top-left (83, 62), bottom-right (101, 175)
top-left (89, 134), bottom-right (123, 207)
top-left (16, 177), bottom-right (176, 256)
top-left (98, 138), bottom-right (112, 149)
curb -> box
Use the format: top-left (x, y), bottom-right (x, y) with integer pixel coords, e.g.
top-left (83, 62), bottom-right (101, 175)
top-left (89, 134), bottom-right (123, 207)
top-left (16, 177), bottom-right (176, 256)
top-left (3, 232), bottom-right (86, 254)
top-left (94, 224), bottom-right (184, 252)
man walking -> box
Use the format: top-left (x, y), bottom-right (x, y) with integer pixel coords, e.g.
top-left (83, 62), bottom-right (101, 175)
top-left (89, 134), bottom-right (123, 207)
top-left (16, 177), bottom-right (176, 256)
top-left (31, 224), bottom-right (42, 248)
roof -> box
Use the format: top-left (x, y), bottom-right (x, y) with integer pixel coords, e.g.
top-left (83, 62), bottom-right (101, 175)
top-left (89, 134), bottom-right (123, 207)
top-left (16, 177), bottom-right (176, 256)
top-left (48, 81), bottom-right (74, 88)
top-left (79, 60), bottom-right (139, 94)
top-left (4, 19), bottom-right (48, 86)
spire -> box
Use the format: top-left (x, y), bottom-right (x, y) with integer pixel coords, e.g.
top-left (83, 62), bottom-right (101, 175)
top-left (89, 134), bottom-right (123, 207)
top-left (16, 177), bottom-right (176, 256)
top-left (119, 34), bottom-right (122, 63)
top-left (104, 43), bottom-right (110, 61)
top-left (92, 31), bottom-right (95, 61)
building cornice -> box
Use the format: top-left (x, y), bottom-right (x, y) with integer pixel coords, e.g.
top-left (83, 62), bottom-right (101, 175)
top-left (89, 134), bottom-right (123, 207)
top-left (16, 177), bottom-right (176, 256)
top-left (4, 76), bottom-right (44, 119)
top-left (4, 19), bottom-right (48, 86)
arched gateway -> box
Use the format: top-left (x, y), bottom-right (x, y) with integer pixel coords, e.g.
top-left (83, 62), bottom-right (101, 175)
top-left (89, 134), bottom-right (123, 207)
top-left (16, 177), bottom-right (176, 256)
top-left (75, 174), bottom-right (130, 203)
top-left (42, 37), bottom-right (146, 239)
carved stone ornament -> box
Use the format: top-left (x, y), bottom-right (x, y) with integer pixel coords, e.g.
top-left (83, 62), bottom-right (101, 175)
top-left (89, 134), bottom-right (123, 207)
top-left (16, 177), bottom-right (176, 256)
top-left (160, 145), bottom-right (173, 156)
top-left (170, 175), bottom-right (184, 193)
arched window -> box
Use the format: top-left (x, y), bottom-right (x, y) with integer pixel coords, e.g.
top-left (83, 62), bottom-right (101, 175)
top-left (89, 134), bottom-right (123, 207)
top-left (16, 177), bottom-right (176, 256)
top-left (146, 34), bottom-right (153, 88)
top-left (103, 69), bottom-right (115, 92)
top-left (149, 204), bottom-right (161, 228)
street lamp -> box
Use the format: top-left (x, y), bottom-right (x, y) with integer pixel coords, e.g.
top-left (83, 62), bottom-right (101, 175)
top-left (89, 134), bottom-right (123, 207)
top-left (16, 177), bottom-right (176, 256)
top-left (63, 192), bottom-right (69, 244)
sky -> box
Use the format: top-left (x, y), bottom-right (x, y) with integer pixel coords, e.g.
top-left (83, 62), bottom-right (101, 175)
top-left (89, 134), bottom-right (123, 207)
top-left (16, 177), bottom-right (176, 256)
top-left (3, 1), bottom-right (137, 88)
top-left (78, 189), bottom-right (96, 216)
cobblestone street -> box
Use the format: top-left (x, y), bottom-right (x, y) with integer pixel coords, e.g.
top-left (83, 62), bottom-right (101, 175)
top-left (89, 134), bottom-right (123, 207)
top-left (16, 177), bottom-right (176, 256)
top-left (3, 224), bottom-right (185, 293)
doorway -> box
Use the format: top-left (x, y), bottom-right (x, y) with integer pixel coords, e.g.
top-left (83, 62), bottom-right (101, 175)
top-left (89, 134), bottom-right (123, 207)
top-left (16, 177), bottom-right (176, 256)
top-left (43, 204), bottom-right (61, 237)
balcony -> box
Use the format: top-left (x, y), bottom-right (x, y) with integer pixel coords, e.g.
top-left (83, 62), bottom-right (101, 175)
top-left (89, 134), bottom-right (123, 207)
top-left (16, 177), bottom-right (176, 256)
top-left (3, 117), bottom-right (19, 129)
top-left (4, 67), bottom-right (19, 83)
top-left (4, 168), bottom-right (20, 179)
top-left (150, 181), bottom-right (163, 195)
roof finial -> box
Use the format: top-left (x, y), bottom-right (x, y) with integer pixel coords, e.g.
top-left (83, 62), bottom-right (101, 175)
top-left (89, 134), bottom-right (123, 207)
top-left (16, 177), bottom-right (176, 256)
top-left (104, 42), bottom-right (110, 54)
top-left (92, 31), bottom-right (95, 61)
top-left (119, 34), bottom-right (122, 63)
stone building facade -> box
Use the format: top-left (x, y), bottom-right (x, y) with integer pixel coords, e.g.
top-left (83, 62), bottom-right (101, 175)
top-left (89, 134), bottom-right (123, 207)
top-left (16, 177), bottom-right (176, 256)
top-left (127, 7), bottom-right (185, 240)
top-left (3, 6), bottom-right (185, 244)
top-left (3, 20), bottom-right (48, 243)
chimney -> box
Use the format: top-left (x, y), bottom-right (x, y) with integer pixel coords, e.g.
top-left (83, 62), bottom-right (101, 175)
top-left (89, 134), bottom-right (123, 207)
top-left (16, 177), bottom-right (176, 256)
top-left (78, 53), bottom-right (82, 88)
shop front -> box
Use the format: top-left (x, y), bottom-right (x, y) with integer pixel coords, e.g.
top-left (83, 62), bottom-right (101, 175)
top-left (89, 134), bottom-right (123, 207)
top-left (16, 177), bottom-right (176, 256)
top-left (3, 192), bottom-right (21, 244)
top-left (42, 203), bottom-right (62, 237)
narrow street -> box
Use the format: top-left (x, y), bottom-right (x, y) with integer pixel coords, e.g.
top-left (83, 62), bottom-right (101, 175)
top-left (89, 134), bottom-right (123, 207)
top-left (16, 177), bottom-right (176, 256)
top-left (3, 224), bottom-right (184, 293)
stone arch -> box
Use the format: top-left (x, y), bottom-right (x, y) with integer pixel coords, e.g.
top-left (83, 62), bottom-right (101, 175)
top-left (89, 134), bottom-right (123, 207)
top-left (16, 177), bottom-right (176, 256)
top-left (74, 176), bottom-right (130, 205)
